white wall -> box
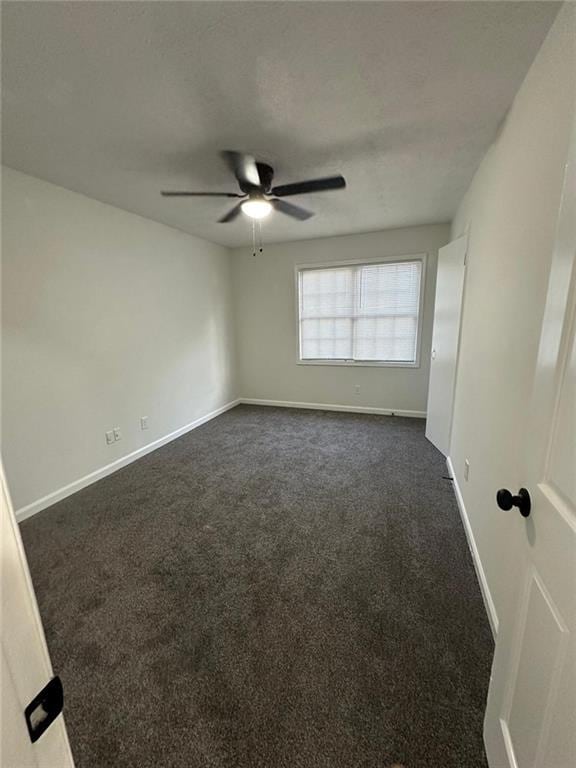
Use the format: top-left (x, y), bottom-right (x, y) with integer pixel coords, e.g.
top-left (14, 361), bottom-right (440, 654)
top-left (232, 224), bottom-right (449, 415)
top-left (449, 4), bottom-right (575, 632)
top-left (1, 168), bottom-right (237, 514)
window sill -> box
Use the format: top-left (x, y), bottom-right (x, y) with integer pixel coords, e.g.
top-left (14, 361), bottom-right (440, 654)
top-left (297, 359), bottom-right (421, 369)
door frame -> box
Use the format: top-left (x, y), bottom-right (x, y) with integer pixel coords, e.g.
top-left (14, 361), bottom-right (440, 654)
top-left (425, 229), bottom-right (469, 455)
top-left (1, 461), bottom-right (74, 766)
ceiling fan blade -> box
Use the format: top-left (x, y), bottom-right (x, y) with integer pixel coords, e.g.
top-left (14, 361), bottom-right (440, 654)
top-left (218, 202), bottom-right (244, 223)
top-left (221, 151), bottom-right (261, 188)
top-left (271, 175), bottom-right (346, 198)
top-left (271, 198), bottom-right (314, 221)
top-left (161, 191), bottom-right (242, 197)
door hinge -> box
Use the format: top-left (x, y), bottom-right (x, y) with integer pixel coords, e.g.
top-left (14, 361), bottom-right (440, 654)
top-left (24, 676), bottom-right (64, 743)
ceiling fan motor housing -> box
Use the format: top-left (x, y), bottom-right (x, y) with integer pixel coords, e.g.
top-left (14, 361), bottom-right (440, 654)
top-left (239, 162), bottom-right (274, 194)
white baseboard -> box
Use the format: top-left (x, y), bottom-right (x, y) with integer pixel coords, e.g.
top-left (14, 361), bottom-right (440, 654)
top-left (15, 399), bottom-right (241, 523)
top-left (446, 456), bottom-right (498, 639)
top-left (16, 397), bottom-right (423, 523)
top-left (240, 398), bottom-right (426, 419)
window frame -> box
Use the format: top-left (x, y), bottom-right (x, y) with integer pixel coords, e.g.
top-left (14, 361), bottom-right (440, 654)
top-left (294, 253), bottom-right (427, 369)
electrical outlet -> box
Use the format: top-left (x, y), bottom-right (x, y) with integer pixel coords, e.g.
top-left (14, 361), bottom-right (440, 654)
top-left (113, 427), bottom-right (122, 442)
top-left (354, 384), bottom-right (360, 394)
top-left (105, 430), bottom-right (114, 445)
top-left (464, 459), bottom-right (470, 481)
top-left (140, 416), bottom-right (149, 430)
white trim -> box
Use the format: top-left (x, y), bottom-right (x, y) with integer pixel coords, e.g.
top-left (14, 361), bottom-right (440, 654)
top-left (240, 398), bottom-right (426, 418)
top-left (296, 359), bottom-right (421, 369)
top-left (294, 252), bottom-right (428, 271)
top-left (14, 397), bottom-right (423, 523)
top-left (15, 399), bottom-right (241, 523)
top-left (294, 253), bottom-right (427, 370)
top-left (438, 233), bottom-right (469, 455)
top-left (446, 456), bottom-right (499, 638)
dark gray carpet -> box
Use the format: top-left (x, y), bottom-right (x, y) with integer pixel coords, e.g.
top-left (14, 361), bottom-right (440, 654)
top-left (21, 405), bottom-right (493, 768)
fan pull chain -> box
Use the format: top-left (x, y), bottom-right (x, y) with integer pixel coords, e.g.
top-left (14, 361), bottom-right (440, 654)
top-left (257, 221), bottom-right (263, 254)
top-left (252, 219), bottom-right (256, 257)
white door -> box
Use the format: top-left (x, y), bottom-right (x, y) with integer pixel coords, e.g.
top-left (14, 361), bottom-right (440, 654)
top-left (1, 462), bottom-right (74, 767)
top-left (484, 108), bottom-right (576, 768)
top-left (425, 234), bottom-right (467, 455)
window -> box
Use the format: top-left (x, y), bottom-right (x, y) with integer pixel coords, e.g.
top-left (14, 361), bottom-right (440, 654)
top-left (297, 258), bottom-right (423, 366)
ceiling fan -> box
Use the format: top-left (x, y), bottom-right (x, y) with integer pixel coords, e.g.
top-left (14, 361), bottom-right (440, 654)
top-left (161, 151), bottom-right (346, 223)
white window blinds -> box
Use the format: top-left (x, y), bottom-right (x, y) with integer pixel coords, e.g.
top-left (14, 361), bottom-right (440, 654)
top-left (298, 260), bottom-right (422, 363)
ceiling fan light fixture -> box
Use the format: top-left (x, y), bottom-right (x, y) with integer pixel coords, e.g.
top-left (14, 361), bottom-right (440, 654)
top-left (241, 198), bottom-right (272, 220)
top-left (160, 151), bottom-right (344, 223)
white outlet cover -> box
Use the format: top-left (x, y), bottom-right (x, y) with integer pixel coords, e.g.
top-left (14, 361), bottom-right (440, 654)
top-left (113, 428), bottom-right (121, 441)
top-left (141, 416), bottom-right (149, 430)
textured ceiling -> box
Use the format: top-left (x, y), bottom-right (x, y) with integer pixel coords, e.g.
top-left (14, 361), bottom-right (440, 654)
top-left (2, 2), bottom-right (558, 247)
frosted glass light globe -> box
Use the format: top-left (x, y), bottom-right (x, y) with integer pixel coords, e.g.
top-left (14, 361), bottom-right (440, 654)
top-left (241, 199), bottom-right (272, 219)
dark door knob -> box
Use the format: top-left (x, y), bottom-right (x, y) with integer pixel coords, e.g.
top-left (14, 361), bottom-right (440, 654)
top-left (496, 488), bottom-right (531, 517)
